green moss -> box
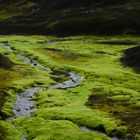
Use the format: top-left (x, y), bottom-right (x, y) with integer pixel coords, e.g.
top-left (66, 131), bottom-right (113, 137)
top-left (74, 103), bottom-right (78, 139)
top-left (0, 120), bottom-right (21, 140)
top-left (13, 117), bottom-right (110, 140)
top-left (32, 83), bottom-right (128, 137)
top-left (0, 35), bottom-right (140, 139)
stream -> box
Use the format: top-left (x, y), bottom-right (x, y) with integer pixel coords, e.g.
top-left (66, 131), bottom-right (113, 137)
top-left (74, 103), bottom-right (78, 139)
top-left (0, 43), bottom-right (122, 140)
top-left (79, 126), bottom-right (122, 140)
top-left (13, 87), bottom-right (44, 117)
top-left (0, 42), bottom-right (84, 114)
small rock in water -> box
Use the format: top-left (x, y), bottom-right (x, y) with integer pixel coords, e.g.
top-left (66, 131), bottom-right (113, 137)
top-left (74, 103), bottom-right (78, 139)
top-left (13, 87), bottom-right (45, 117)
top-left (16, 108), bottom-right (21, 112)
top-left (28, 98), bottom-right (32, 101)
top-left (30, 106), bottom-right (35, 110)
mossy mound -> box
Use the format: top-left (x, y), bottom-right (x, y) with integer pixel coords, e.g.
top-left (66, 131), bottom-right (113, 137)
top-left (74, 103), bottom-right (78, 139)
top-left (13, 117), bottom-right (110, 140)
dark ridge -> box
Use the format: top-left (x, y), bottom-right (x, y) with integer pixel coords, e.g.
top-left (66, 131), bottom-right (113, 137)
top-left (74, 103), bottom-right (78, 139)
top-left (0, 0), bottom-right (140, 35)
top-left (120, 45), bottom-right (140, 72)
top-left (0, 54), bottom-right (14, 69)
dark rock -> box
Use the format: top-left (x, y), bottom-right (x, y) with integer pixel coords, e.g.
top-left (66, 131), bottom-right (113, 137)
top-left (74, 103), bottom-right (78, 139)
top-left (120, 45), bottom-right (140, 72)
top-left (30, 106), bottom-right (35, 110)
top-left (16, 108), bottom-right (21, 112)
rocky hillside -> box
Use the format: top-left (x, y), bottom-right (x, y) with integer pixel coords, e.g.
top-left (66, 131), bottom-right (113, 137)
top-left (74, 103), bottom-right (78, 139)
top-left (0, 0), bottom-right (140, 35)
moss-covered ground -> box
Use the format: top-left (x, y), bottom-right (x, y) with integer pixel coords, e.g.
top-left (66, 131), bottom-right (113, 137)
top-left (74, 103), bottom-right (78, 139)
top-left (0, 35), bottom-right (140, 140)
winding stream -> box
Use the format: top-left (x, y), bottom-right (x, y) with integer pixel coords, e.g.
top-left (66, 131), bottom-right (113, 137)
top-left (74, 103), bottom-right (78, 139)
top-left (0, 42), bottom-right (84, 116)
top-left (0, 42), bottom-right (122, 140)
top-left (0, 42), bottom-right (84, 139)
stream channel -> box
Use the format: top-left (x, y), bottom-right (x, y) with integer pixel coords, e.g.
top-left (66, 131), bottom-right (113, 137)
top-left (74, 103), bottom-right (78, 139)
top-left (0, 43), bottom-right (122, 140)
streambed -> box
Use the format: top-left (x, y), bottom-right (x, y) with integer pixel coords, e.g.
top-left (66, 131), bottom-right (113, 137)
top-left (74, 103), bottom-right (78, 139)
top-left (13, 87), bottom-right (44, 117)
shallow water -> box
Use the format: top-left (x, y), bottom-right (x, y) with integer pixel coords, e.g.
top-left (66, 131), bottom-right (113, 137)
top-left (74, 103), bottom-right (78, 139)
top-left (50, 72), bottom-right (84, 89)
top-left (21, 135), bottom-right (27, 140)
top-left (17, 53), bottom-right (51, 71)
top-left (79, 126), bottom-right (123, 140)
top-left (13, 87), bottom-right (45, 117)
top-left (0, 43), bottom-right (13, 51)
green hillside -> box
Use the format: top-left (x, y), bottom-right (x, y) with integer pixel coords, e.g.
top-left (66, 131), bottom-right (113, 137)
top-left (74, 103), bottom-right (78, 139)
top-left (0, 0), bottom-right (139, 35)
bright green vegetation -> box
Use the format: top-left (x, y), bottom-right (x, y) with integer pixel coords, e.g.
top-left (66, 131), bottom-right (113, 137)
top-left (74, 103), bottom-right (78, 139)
top-left (0, 35), bottom-right (140, 140)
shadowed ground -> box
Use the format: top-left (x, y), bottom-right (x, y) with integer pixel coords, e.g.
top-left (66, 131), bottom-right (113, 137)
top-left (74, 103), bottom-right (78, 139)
top-left (0, 0), bottom-right (140, 35)
top-left (120, 45), bottom-right (140, 72)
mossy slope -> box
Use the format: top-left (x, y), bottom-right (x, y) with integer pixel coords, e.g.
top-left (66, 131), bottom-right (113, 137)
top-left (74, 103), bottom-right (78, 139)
top-left (0, 0), bottom-right (140, 34)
